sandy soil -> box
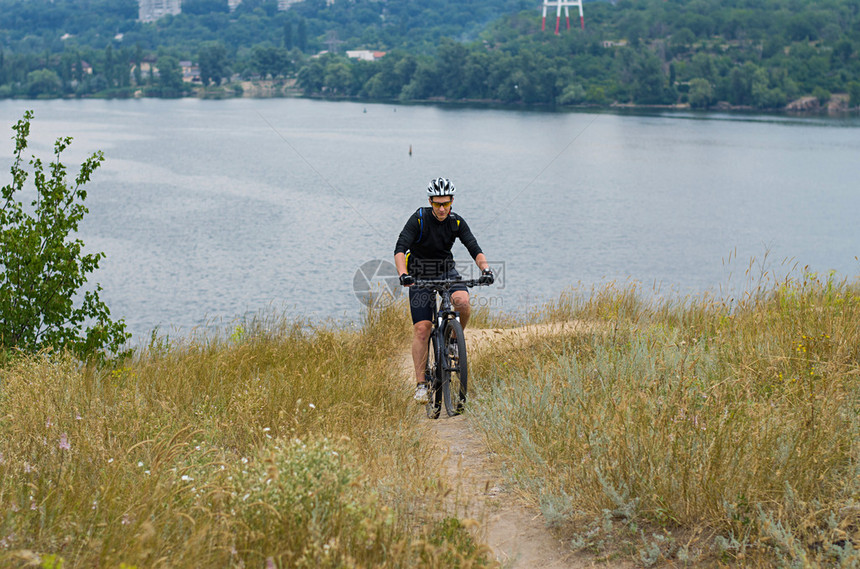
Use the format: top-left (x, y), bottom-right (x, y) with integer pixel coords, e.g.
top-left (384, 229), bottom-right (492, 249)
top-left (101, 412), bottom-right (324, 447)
top-left (402, 322), bottom-right (632, 568)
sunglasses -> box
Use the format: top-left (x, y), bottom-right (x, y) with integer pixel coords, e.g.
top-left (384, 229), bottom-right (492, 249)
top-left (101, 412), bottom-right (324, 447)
top-left (430, 200), bottom-right (453, 209)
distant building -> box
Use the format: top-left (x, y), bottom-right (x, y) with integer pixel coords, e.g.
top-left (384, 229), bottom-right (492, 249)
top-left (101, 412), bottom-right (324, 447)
top-left (137, 55), bottom-right (158, 74)
top-left (180, 61), bottom-right (201, 83)
top-left (602, 39), bottom-right (628, 48)
top-left (228, 0), bottom-right (242, 11)
top-left (277, 0), bottom-right (303, 10)
top-left (130, 56), bottom-right (158, 84)
top-left (138, 0), bottom-right (181, 23)
top-left (346, 50), bottom-right (386, 62)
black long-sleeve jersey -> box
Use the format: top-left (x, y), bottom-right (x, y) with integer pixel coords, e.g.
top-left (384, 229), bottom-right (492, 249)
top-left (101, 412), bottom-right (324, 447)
top-left (394, 207), bottom-right (483, 278)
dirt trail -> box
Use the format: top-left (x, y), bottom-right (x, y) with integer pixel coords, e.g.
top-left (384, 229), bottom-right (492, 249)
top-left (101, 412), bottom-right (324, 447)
top-left (403, 322), bottom-right (632, 568)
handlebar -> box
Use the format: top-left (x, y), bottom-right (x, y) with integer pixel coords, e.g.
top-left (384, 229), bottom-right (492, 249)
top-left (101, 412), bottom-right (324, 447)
top-left (412, 278), bottom-right (491, 290)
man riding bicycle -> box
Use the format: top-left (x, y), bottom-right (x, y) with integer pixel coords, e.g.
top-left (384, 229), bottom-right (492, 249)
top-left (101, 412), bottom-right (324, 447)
top-left (394, 177), bottom-right (494, 403)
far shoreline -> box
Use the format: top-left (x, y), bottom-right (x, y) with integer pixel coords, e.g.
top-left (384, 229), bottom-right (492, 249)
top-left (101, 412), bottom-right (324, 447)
top-left (2, 83), bottom-right (858, 118)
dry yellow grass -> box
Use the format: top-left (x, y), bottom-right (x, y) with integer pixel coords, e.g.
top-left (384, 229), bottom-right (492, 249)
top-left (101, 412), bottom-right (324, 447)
top-left (468, 271), bottom-right (860, 567)
top-left (6, 269), bottom-right (858, 567)
top-left (0, 304), bottom-right (495, 568)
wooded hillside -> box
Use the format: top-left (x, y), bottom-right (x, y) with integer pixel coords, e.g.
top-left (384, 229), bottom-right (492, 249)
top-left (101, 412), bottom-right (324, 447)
top-left (1, 0), bottom-right (858, 109)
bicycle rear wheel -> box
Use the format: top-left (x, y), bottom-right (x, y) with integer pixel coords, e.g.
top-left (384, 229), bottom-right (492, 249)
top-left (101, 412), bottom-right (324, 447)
top-left (442, 319), bottom-right (468, 416)
top-left (425, 333), bottom-right (442, 419)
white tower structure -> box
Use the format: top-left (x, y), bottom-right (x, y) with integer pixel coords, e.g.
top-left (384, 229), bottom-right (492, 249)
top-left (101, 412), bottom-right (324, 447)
top-left (541, 0), bottom-right (584, 34)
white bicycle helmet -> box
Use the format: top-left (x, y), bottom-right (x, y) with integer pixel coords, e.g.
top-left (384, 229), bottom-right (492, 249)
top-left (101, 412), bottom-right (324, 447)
top-left (427, 177), bottom-right (456, 197)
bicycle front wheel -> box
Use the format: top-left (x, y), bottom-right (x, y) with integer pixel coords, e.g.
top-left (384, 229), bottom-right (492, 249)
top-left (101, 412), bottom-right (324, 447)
top-left (441, 319), bottom-right (468, 416)
top-left (425, 333), bottom-right (442, 419)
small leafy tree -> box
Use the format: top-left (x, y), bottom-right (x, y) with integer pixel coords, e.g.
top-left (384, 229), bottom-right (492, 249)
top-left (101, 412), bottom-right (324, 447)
top-left (688, 77), bottom-right (714, 108)
top-left (156, 55), bottom-right (183, 97)
top-left (199, 41), bottom-right (229, 87)
top-left (1, 110), bottom-right (129, 359)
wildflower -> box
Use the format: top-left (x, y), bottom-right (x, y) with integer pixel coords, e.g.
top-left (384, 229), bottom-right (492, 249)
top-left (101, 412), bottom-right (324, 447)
top-left (108, 458), bottom-right (114, 463)
top-left (266, 557), bottom-right (276, 569)
top-left (46, 418), bottom-right (53, 428)
top-left (181, 475), bottom-right (194, 482)
top-left (308, 403), bottom-right (316, 409)
top-left (75, 414), bottom-right (82, 421)
top-left (23, 463), bottom-right (31, 473)
top-left (121, 514), bottom-right (131, 525)
top-left (262, 427), bottom-right (271, 433)
top-left (59, 433), bottom-right (71, 451)
top-left (138, 461), bottom-right (144, 467)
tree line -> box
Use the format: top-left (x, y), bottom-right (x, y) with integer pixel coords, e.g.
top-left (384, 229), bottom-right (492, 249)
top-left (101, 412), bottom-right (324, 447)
top-left (295, 31), bottom-right (860, 109)
top-left (0, 45), bottom-right (186, 98)
top-left (1, 0), bottom-right (859, 109)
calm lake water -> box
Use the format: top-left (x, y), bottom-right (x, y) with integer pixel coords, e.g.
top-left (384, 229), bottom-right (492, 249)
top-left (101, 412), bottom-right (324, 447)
top-left (2, 98), bottom-right (859, 342)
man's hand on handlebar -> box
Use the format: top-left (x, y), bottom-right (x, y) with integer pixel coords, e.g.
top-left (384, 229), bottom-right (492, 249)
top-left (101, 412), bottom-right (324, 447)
top-left (479, 268), bottom-right (494, 285)
top-left (399, 273), bottom-right (415, 287)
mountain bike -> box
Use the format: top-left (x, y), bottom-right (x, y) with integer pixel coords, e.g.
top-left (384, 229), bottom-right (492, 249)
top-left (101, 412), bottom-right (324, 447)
top-left (414, 277), bottom-right (492, 419)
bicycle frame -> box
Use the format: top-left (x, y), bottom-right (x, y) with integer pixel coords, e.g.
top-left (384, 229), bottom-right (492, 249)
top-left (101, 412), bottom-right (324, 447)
top-left (413, 278), bottom-right (485, 417)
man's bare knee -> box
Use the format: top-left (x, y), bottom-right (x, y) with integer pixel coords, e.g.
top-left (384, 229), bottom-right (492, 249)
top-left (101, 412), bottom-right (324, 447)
top-left (452, 292), bottom-right (471, 326)
top-left (413, 321), bottom-right (432, 341)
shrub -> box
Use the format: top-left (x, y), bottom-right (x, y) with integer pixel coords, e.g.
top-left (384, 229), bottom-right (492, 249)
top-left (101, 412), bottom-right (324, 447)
top-left (0, 110), bottom-right (129, 360)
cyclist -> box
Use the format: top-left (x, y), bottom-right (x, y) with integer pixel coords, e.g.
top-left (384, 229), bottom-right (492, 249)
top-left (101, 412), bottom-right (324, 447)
top-left (394, 177), bottom-right (494, 403)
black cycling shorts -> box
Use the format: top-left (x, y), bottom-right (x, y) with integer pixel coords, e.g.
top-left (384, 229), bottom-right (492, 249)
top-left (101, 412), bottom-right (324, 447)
top-left (408, 270), bottom-right (468, 325)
